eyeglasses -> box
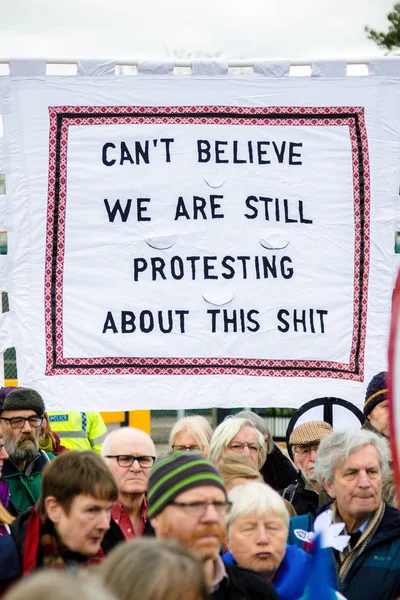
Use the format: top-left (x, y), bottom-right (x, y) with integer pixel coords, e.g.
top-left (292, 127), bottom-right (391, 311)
top-left (0, 416), bottom-right (43, 429)
top-left (172, 445), bottom-right (202, 452)
top-left (105, 455), bottom-right (155, 468)
top-left (170, 501), bottom-right (232, 517)
top-left (293, 444), bottom-right (319, 457)
top-left (227, 442), bottom-right (261, 455)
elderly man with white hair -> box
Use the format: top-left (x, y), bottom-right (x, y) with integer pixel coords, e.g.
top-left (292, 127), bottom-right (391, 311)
top-left (289, 429), bottom-right (400, 600)
top-left (102, 427), bottom-right (156, 539)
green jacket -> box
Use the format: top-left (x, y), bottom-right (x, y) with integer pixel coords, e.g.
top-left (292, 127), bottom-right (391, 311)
top-left (1, 450), bottom-right (54, 514)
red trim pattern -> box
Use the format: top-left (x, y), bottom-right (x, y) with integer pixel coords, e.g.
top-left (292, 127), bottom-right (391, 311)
top-left (45, 105), bottom-right (370, 378)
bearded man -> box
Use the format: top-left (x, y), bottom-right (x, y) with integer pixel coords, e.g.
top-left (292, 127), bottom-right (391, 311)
top-left (0, 388), bottom-right (54, 514)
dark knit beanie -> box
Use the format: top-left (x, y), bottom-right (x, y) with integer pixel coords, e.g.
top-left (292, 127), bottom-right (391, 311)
top-left (364, 371), bottom-right (387, 418)
top-left (0, 386), bottom-right (19, 414)
top-left (2, 388), bottom-right (45, 416)
top-left (147, 451), bottom-right (226, 518)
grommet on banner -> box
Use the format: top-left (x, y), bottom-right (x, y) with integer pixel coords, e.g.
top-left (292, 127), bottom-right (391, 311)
top-left (137, 60), bottom-right (174, 75)
top-left (311, 61), bottom-right (347, 77)
top-left (145, 236), bottom-right (176, 250)
top-left (9, 60), bottom-right (46, 77)
top-left (191, 60), bottom-right (228, 76)
top-left (368, 58), bottom-right (400, 77)
top-left (0, 311), bottom-right (14, 352)
top-left (253, 61), bottom-right (290, 77)
top-left (202, 289), bottom-right (234, 306)
top-left (77, 60), bottom-right (116, 77)
top-left (260, 233), bottom-right (289, 250)
top-left (203, 172), bottom-right (226, 189)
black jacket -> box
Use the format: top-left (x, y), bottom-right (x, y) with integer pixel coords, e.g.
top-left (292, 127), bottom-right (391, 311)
top-left (282, 473), bottom-right (320, 515)
top-left (212, 563), bottom-right (279, 600)
top-left (260, 444), bottom-right (298, 492)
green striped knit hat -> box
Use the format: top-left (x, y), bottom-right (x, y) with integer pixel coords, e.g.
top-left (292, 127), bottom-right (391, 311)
top-left (147, 451), bottom-right (227, 518)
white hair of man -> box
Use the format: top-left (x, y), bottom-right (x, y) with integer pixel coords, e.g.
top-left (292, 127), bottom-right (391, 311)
top-left (228, 411), bottom-right (274, 454)
top-left (315, 429), bottom-right (390, 485)
top-left (101, 426), bottom-right (156, 458)
top-left (226, 482), bottom-right (290, 533)
top-left (208, 418), bottom-right (267, 469)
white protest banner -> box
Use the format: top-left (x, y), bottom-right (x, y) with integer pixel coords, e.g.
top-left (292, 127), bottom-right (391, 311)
top-left (1, 72), bottom-right (399, 410)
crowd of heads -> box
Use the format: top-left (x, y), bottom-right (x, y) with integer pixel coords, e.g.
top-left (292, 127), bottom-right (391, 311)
top-left (0, 370), bottom-right (397, 600)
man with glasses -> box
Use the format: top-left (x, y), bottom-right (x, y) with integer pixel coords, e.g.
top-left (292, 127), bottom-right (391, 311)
top-left (102, 427), bottom-right (156, 539)
top-left (0, 388), bottom-right (54, 514)
top-left (147, 451), bottom-right (279, 600)
top-left (283, 420), bottom-right (333, 515)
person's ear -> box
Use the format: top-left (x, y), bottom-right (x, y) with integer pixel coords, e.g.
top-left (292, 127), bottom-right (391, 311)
top-left (149, 515), bottom-right (160, 534)
top-left (45, 496), bottom-right (63, 524)
top-left (321, 478), bottom-right (336, 499)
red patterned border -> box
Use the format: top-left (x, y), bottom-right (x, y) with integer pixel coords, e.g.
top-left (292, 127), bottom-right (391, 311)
top-left (45, 105), bottom-right (370, 378)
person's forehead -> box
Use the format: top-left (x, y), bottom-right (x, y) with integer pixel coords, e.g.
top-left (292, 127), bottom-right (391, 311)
top-left (337, 444), bottom-right (380, 471)
top-left (110, 432), bottom-right (154, 455)
top-left (174, 430), bottom-right (198, 444)
top-left (235, 510), bottom-right (285, 526)
top-left (175, 485), bottom-right (226, 503)
top-left (232, 426), bottom-right (258, 441)
top-left (70, 493), bottom-right (113, 509)
top-left (371, 401), bottom-right (389, 412)
top-left (1, 409), bottom-right (37, 419)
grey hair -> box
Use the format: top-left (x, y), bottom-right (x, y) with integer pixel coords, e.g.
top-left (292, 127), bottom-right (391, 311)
top-left (229, 412), bottom-right (274, 454)
top-left (226, 482), bottom-right (289, 532)
top-left (168, 415), bottom-right (213, 453)
top-left (208, 418), bottom-right (266, 469)
top-left (101, 426), bottom-right (156, 458)
top-left (315, 429), bottom-right (390, 485)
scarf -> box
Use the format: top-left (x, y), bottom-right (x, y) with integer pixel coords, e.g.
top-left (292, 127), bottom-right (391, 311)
top-left (332, 499), bottom-right (385, 584)
top-left (23, 509), bottom-right (104, 573)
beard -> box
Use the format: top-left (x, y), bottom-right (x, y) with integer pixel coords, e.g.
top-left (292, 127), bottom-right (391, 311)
top-left (5, 431), bottom-right (39, 463)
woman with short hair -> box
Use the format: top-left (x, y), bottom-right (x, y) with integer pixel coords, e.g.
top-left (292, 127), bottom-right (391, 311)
top-left (169, 415), bottom-right (213, 457)
top-left (224, 482), bottom-right (310, 600)
top-left (209, 418), bottom-right (266, 470)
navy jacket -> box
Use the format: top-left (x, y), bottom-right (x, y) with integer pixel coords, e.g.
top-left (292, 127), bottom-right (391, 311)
top-left (289, 503), bottom-right (400, 600)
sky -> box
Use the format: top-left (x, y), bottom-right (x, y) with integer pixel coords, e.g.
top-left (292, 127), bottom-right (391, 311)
top-left (0, 0), bottom-right (396, 63)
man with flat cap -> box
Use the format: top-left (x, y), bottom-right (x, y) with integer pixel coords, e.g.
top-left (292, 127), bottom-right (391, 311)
top-left (283, 420), bottom-right (333, 515)
top-left (0, 387), bottom-right (54, 514)
top-left (147, 451), bottom-right (279, 600)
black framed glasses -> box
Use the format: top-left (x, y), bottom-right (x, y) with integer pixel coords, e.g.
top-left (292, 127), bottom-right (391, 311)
top-left (170, 500), bottom-right (232, 517)
top-left (105, 455), bottom-right (155, 468)
top-left (0, 416), bottom-right (43, 430)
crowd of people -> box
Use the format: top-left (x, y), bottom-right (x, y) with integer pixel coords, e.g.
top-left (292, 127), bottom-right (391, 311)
top-left (0, 371), bottom-right (398, 600)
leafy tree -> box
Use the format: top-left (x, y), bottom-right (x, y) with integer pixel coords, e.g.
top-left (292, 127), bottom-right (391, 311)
top-left (365, 3), bottom-right (400, 53)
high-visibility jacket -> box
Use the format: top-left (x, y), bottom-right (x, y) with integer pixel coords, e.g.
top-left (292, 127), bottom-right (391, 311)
top-left (47, 411), bottom-right (107, 454)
